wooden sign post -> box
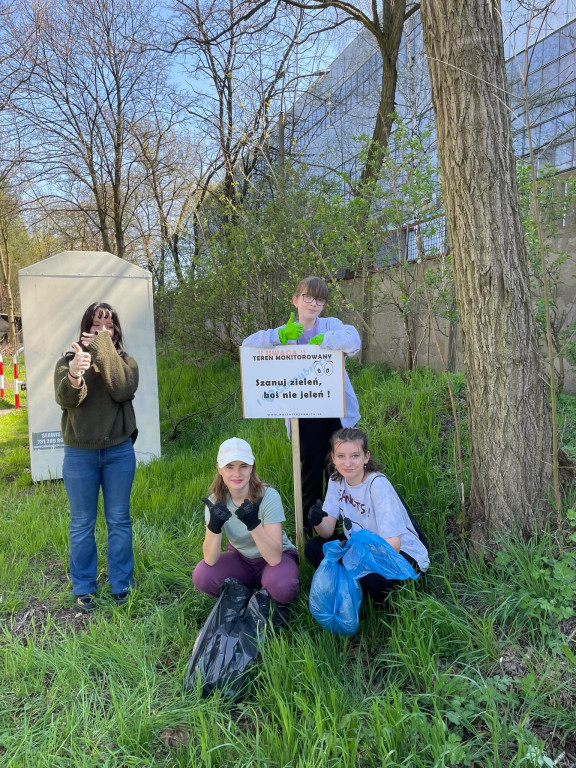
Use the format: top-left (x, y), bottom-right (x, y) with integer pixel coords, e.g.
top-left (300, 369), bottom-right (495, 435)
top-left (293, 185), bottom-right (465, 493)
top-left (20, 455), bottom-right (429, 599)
top-left (240, 345), bottom-right (345, 554)
top-left (290, 417), bottom-right (303, 550)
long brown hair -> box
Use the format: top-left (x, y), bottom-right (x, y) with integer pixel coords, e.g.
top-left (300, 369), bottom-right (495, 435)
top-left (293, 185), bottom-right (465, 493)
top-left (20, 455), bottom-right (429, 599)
top-left (207, 465), bottom-right (266, 504)
top-left (329, 427), bottom-right (382, 481)
top-left (79, 302), bottom-right (127, 358)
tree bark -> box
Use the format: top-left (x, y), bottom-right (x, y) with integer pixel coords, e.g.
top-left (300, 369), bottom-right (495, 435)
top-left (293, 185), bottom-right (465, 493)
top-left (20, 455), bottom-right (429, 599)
top-left (420, 0), bottom-right (556, 542)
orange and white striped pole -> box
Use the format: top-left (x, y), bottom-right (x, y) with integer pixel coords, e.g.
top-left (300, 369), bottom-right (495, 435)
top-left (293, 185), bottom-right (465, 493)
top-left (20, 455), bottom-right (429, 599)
top-left (0, 353), bottom-right (4, 399)
top-left (13, 347), bottom-right (24, 410)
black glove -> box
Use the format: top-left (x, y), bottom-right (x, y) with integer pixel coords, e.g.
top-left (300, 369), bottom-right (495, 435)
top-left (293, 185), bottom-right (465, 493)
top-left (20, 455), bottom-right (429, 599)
top-left (203, 497), bottom-right (231, 534)
top-left (308, 499), bottom-right (328, 527)
top-left (236, 497), bottom-right (263, 531)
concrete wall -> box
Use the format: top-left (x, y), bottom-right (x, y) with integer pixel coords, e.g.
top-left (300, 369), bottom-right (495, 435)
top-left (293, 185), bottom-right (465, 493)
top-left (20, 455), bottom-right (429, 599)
top-left (548, 182), bottom-right (576, 392)
top-left (340, 258), bottom-right (462, 375)
top-left (340, 207), bottom-right (576, 393)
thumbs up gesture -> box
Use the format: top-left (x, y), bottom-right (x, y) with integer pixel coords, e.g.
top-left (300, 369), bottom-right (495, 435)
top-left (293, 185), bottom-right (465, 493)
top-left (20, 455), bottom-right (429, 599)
top-left (278, 312), bottom-right (303, 344)
top-left (69, 341), bottom-right (91, 378)
top-left (202, 497), bottom-right (232, 534)
top-left (236, 497), bottom-right (263, 531)
top-left (307, 499), bottom-right (328, 527)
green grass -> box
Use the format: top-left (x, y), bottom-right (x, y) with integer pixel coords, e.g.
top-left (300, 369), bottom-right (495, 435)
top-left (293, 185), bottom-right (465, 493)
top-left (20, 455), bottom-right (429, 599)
top-left (0, 352), bottom-right (575, 767)
top-left (0, 344), bottom-right (26, 411)
top-left (0, 347), bottom-right (29, 487)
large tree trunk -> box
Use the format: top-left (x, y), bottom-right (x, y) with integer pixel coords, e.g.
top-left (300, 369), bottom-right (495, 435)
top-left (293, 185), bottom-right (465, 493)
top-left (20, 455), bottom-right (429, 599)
top-left (420, 0), bottom-right (555, 543)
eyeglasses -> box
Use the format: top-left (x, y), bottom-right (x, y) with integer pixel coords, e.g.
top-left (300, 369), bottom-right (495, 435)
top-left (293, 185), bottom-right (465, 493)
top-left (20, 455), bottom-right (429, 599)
top-left (299, 294), bottom-right (327, 306)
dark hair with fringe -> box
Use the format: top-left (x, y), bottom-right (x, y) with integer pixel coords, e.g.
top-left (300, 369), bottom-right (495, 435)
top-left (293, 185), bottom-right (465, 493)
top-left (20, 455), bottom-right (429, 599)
top-left (75, 302), bottom-right (127, 359)
top-left (329, 427), bottom-right (382, 481)
top-left (208, 464), bottom-right (266, 504)
top-left (294, 276), bottom-right (329, 303)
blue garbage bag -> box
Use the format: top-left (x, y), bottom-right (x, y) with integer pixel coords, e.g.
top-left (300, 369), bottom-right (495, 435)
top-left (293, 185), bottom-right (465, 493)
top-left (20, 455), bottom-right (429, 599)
top-left (309, 530), bottom-right (419, 636)
top-left (342, 529), bottom-right (419, 582)
top-left (308, 539), bottom-right (363, 635)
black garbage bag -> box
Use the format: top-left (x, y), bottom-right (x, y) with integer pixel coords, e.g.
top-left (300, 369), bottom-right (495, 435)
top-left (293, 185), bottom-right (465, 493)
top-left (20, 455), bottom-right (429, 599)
top-left (184, 578), bottom-right (271, 700)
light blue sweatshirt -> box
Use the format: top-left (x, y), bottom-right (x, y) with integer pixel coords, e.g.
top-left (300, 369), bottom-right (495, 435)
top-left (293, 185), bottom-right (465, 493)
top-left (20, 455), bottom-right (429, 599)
top-left (242, 316), bottom-right (361, 427)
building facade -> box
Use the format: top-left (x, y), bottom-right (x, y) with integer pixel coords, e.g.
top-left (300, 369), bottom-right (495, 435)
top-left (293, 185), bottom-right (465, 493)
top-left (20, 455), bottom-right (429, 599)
top-left (507, 18), bottom-right (576, 173)
top-left (281, 5), bottom-right (575, 181)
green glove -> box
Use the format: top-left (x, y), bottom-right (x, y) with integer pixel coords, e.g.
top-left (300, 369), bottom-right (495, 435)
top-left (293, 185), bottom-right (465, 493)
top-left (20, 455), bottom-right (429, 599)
top-left (308, 333), bottom-right (324, 345)
top-left (278, 312), bottom-right (303, 344)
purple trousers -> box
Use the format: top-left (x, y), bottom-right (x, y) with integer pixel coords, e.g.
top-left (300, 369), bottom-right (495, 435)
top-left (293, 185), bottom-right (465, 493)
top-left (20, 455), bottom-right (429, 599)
top-left (193, 543), bottom-right (300, 605)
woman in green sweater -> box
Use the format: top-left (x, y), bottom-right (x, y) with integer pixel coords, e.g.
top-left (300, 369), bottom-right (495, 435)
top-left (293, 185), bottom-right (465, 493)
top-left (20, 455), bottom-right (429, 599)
top-left (54, 302), bottom-right (139, 612)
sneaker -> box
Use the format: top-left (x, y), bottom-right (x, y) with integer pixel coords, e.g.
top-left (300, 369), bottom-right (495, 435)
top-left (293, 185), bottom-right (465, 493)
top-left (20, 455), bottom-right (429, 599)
top-left (112, 592), bottom-right (130, 606)
top-left (75, 594), bottom-right (96, 612)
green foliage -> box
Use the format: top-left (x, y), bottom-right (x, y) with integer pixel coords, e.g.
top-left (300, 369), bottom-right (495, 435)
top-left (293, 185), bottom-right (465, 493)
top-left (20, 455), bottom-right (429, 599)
top-left (167, 167), bottom-right (362, 357)
top-left (163, 123), bottom-right (453, 369)
top-left (0, 187), bottom-right (41, 330)
top-left (376, 121), bottom-right (441, 241)
top-left (493, 537), bottom-right (576, 624)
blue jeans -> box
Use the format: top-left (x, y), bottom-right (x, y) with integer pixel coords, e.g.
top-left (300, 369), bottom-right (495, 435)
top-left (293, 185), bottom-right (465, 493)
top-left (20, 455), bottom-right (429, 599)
top-left (63, 440), bottom-right (136, 595)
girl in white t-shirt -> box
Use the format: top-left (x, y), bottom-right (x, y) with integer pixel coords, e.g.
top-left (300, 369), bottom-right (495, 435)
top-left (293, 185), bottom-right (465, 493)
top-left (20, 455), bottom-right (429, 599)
top-left (305, 427), bottom-right (429, 605)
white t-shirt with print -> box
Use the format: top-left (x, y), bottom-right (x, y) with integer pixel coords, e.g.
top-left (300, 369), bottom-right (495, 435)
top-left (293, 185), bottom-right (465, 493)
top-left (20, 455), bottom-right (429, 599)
top-left (322, 472), bottom-right (429, 571)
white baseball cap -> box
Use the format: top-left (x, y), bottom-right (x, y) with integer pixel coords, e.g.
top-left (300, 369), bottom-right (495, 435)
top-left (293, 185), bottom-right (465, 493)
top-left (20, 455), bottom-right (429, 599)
top-left (217, 437), bottom-right (255, 466)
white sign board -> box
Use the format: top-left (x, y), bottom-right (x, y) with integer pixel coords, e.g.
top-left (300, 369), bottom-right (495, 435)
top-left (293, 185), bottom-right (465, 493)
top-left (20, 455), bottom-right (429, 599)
top-left (19, 251), bottom-right (161, 481)
top-left (240, 346), bottom-right (345, 419)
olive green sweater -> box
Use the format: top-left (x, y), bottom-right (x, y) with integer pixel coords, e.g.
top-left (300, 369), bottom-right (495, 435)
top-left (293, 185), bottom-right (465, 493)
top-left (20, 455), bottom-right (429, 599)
top-left (54, 331), bottom-right (139, 450)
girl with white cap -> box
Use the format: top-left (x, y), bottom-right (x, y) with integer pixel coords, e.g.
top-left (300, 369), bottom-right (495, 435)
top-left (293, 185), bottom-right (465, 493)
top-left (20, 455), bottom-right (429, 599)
top-left (193, 437), bottom-right (299, 605)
